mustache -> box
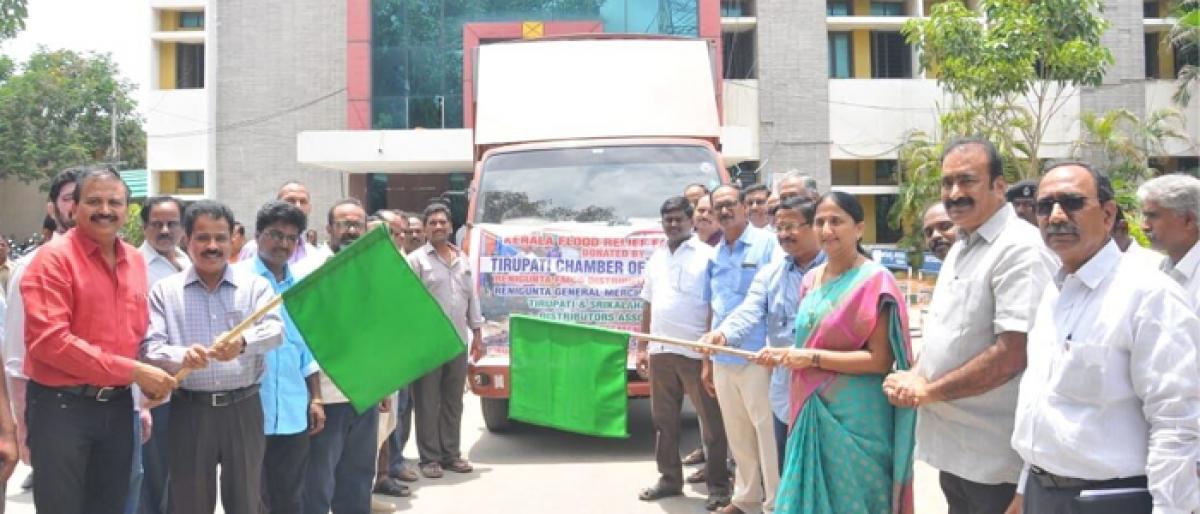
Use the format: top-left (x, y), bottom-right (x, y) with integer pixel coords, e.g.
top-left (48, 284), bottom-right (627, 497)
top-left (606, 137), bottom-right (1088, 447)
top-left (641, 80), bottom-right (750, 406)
top-left (944, 197), bottom-right (974, 209)
top-left (90, 214), bottom-right (118, 223)
top-left (1044, 224), bottom-right (1078, 236)
top-left (201, 249), bottom-right (222, 258)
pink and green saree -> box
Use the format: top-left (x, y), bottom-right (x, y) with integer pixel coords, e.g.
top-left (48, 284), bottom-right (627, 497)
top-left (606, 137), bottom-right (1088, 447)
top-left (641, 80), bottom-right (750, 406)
top-left (776, 261), bottom-right (915, 514)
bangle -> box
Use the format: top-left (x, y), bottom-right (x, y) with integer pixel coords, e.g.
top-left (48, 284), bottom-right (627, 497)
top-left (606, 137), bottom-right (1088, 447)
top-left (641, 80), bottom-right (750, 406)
top-left (811, 352), bottom-right (821, 369)
top-left (310, 398), bottom-right (323, 406)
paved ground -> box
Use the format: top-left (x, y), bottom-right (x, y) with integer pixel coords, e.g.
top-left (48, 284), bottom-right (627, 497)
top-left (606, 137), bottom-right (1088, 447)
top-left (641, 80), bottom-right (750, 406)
top-left (2, 396), bottom-right (948, 513)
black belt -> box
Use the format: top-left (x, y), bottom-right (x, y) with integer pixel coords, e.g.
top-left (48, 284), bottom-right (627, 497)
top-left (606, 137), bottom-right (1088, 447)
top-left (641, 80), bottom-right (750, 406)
top-left (1030, 466), bottom-right (1147, 490)
top-left (174, 385), bottom-right (259, 407)
top-left (42, 383), bottom-right (131, 402)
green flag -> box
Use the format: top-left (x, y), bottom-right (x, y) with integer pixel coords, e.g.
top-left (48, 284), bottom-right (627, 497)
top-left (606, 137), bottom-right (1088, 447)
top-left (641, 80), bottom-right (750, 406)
top-left (508, 315), bottom-right (629, 438)
top-left (283, 227), bottom-right (464, 413)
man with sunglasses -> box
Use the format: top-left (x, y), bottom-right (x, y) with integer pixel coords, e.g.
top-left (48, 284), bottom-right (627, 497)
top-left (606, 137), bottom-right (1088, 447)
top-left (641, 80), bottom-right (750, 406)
top-left (234, 201), bottom-right (325, 513)
top-left (884, 137), bottom-right (1055, 514)
top-left (1011, 162), bottom-right (1200, 514)
top-left (705, 197), bottom-right (824, 487)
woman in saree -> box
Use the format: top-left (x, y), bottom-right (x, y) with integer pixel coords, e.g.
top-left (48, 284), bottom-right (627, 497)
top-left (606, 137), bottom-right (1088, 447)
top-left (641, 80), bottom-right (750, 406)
top-left (758, 192), bottom-right (916, 514)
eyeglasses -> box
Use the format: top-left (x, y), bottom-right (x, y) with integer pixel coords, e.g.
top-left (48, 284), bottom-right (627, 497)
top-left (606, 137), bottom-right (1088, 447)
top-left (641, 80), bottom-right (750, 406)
top-left (747, 198), bottom-right (768, 207)
top-left (333, 220), bottom-right (366, 232)
top-left (264, 229), bottom-right (300, 243)
top-left (775, 222), bottom-right (810, 233)
top-left (146, 221), bottom-right (180, 231)
top-left (1035, 194), bottom-right (1092, 217)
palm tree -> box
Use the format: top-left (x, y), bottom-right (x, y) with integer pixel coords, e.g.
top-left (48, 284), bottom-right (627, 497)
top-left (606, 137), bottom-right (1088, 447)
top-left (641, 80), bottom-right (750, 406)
top-left (889, 130), bottom-right (945, 259)
top-left (1169, 0), bottom-right (1200, 106)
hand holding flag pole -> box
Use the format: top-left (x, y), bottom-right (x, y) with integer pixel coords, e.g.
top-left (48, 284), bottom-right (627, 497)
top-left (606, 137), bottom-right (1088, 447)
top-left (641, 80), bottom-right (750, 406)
top-left (173, 295), bottom-right (285, 383)
top-left (627, 331), bottom-right (758, 359)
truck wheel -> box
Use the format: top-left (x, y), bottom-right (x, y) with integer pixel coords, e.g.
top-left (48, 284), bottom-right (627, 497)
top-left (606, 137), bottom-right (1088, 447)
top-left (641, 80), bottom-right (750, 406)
top-left (481, 398), bottom-right (513, 433)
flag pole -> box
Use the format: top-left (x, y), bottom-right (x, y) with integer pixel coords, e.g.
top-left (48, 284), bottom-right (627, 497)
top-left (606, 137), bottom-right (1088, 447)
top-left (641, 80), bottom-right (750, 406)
top-left (627, 331), bottom-right (760, 359)
top-left (174, 294), bottom-right (285, 382)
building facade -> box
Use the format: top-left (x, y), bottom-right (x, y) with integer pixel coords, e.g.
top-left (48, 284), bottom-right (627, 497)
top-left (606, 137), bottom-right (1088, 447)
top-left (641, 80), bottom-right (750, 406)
top-left (142, 0), bottom-right (1199, 242)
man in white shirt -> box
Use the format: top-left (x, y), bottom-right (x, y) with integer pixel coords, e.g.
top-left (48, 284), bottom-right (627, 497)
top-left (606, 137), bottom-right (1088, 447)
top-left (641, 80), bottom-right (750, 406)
top-left (237, 181), bottom-right (331, 264)
top-left (135, 195), bottom-right (191, 514)
top-left (635, 196), bottom-right (729, 510)
top-left (1138, 174), bottom-right (1200, 308)
top-left (1111, 205), bottom-right (1165, 270)
top-left (1012, 162), bottom-right (1200, 514)
top-left (884, 138), bottom-right (1055, 514)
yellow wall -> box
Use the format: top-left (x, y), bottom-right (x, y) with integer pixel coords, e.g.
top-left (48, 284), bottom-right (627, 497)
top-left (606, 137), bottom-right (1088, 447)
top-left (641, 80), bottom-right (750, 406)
top-left (158, 42), bottom-right (176, 89)
top-left (853, 0), bottom-right (872, 79)
top-left (1159, 36), bottom-right (1175, 79)
top-left (158, 170), bottom-right (178, 193)
top-left (160, 10), bottom-right (178, 31)
top-left (858, 161), bottom-right (877, 243)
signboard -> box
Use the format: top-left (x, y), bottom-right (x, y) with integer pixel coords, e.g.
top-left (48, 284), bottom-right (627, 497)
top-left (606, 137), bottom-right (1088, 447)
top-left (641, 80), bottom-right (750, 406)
top-left (470, 223), bottom-right (664, 365)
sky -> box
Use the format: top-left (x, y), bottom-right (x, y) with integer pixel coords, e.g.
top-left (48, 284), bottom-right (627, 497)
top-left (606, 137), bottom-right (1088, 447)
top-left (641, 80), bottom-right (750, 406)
top-left (1, 0), bottom-right (150, 113)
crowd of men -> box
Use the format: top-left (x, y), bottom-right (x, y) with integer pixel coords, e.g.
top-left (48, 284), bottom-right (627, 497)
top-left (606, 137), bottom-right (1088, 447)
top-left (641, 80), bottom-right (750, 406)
top-left (0, 167), bottom-right (482, 514)
top-left (636, 138), bottom-right (1200, 514)
top-left (0, 135), bottom-right (1198, 514)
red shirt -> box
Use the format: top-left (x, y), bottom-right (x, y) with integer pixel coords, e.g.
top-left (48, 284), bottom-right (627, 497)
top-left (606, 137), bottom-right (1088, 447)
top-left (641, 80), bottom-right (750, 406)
top-left (21, 228), bottom-right (149, 387)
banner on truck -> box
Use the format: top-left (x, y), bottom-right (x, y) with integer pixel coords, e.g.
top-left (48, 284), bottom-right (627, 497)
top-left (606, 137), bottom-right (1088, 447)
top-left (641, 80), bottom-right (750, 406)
top-left (470, 223), bottom-right (665, 364)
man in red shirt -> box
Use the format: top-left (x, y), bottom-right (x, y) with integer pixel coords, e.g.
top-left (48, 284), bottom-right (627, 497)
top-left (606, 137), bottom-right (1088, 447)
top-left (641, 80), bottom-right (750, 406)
top-left (21, 165), bottom-right (177, 514)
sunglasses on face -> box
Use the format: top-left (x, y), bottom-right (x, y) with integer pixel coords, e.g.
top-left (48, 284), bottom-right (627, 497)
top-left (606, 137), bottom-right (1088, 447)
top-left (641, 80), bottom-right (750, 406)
top-left (1035, 194), bottom-right (1092, 217)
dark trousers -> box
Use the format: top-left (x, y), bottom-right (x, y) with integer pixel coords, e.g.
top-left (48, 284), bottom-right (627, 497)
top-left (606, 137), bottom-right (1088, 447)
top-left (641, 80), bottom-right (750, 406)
top-left (167, 390), bottom-right (265, 514)
top-left (940, 471), bottom-right (1017, 514)
top-left (1023, 472), bottom-right (1150, 514)
top-left (413, 353), bottom-right (467, 465)
top-left (262, 432), bottom-right (310, 514)
top-left (27, 381), bottom-right (135, 514)
top-left (126, 409), bottom-right (144, 514)
top-left (648, 353), bottom-right (730, 494)
top-left (304, 402), bottom-right (379, 514)
top-left (386, 386), bottom-right (413, 475)
top-left (138, 403), bottom-right (170, 514)
top-left (773, 415), bottom-right (787, 475)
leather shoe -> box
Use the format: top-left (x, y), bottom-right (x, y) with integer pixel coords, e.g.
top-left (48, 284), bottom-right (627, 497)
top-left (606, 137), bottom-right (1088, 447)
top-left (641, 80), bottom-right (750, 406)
top-left (442, 458), bottom-right (473, 473)
top-left (420, 462), bottom-right (444, 479)
top-left (682, 447), bottom-right (706, 465)
top-left (686, 468), bottom-right (705, 484)
top-left (372, 477), bottom-right (411, 497)
top-left (391, 467), bottom-right (419, 482)
top-left (705, 494), bottom-right (732, 511)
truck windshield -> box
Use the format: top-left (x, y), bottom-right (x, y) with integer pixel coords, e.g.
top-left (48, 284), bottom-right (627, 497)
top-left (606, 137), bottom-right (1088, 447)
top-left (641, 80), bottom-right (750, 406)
top-left (476, 145), bottom-right (721, 225)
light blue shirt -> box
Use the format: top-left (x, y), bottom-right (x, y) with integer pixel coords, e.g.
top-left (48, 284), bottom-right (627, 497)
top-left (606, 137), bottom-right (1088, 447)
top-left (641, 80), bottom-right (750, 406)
top-left (718, 251), bottom-right (825, 421)
top-left (707, 224), bottom-right (779, 365)
top-left (238, 256), bottom-right (319, 436)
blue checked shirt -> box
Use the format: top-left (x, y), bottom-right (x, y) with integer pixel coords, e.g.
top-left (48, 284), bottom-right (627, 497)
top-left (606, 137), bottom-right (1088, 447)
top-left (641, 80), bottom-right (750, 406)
top-left (237, 256), bottom-right (320, 435)
top-left (141, 264), bottom-right (283, 392)
top-left (707, 224), bottom-right (778, 365)
top-left (717, 251), bottom-right (825, 421)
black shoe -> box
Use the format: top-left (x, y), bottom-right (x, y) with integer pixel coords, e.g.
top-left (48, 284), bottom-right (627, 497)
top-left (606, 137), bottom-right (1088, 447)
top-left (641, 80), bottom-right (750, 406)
top-left (372, 477), bottom-right (411, 497)
top-left (705, 493), bottom-right (732, 511)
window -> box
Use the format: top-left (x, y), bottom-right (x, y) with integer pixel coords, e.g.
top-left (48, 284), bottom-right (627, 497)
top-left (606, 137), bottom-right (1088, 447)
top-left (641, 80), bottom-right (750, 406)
top-left (1143, 1), bottom-right (1160, 18)
top-left (1145, 33), bottom-right (1161, 79)
top-left (870, 1), bottom-right (905, 15)
top-left (179, 12), bottom-right (204, 29)
top-left (178, 171), bottom-right (203, 190)
top-left (176, 44), bottom-right (204, 89)
top-left (829, 32), bottom-right (853, 78)
top-left (875, 160), bottom-right (899, 185)
top-left (827, 0), bottom-right (851, 15)
top-left (723, 30), bottom-right (757, 79)
top-left (874, 195), bottom-right (902, 244)
top-left (871, 31), bottom-right (912, 78)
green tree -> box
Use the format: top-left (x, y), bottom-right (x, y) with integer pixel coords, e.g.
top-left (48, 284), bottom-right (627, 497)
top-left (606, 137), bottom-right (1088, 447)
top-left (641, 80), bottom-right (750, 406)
top-left (1170, 0), bottom-right (1200, 105)
top-left (0, 0), bottom-right (27, 41)
top-left (121, 203), bottom-right (144, 247)
top-left (903, 0), bottom-right (1114, 178)
top-left (0, 48), bottom-right (145, 185)
top-left (1073, 108), bottom-right (1189, 203)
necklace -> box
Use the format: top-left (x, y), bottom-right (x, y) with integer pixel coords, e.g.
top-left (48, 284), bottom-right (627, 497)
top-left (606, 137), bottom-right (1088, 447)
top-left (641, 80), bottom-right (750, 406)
top-left (797, 260), bottom-right (862, 333)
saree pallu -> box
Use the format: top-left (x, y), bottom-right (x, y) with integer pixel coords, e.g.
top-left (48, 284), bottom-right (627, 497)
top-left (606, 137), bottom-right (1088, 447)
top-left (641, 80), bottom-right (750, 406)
top-left (776, 262), bottom-right (915, 514)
